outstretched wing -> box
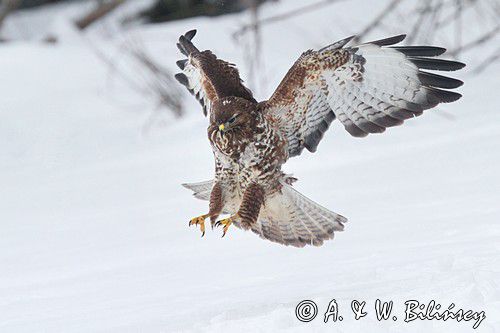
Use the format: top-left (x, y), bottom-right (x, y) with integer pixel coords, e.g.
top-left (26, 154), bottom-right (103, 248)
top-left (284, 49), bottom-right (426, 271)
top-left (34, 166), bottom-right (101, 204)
top-left (263, 34), bottom-right (465, 157)
top-left (174, 30), bottom-right (255, 116)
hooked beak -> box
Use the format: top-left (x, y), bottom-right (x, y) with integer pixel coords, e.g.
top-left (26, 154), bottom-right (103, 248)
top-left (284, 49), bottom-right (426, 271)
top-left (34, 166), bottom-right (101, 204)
top-left (219, 123), bottom-right (226, 132)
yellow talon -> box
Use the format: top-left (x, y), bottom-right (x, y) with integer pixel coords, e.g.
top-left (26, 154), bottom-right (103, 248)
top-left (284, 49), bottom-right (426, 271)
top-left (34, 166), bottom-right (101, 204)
top-left (214, 214), bottom-right (239, 237)
top-left (189, 214), bottom-right (209, 237)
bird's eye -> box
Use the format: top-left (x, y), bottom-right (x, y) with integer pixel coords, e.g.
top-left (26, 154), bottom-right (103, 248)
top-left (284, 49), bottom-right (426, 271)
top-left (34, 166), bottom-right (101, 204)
top-left (228, 115), bottom-right (237, 124)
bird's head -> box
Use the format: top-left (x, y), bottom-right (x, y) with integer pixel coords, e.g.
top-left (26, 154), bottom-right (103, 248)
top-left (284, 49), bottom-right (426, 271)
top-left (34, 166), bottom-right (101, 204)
top-left (211, 97), bottom-right (256, 134)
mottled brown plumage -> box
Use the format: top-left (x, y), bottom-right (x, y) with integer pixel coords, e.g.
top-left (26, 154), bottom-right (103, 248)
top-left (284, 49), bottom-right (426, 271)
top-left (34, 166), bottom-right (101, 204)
top-left (177, 30), bottom-right (464, 247)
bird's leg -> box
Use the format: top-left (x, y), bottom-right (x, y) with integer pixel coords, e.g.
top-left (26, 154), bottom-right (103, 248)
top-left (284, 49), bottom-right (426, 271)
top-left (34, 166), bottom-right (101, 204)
top-left (214, 214), bottom-right (240, 238)
top-left (188, 183), bottom-right (223, 237)
top-left (215, 183), bottom-right (264, 237)
top-left (208, 182), bottom-right (223, 229)
top-left (188, 214), bottom-right (209, 237)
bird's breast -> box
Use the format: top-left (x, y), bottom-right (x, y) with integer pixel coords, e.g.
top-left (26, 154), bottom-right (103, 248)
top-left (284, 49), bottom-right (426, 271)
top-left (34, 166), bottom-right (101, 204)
top-left (210, 129), bottom-right (250, 161)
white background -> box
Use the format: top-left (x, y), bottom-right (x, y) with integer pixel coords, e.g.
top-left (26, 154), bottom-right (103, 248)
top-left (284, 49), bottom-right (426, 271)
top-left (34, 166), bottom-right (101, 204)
top-left (1, 0), bottom-right (499, 331)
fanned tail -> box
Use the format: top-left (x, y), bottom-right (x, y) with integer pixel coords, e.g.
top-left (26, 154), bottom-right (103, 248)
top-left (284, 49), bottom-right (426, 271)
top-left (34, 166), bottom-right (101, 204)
top-left (249, 182), bottom-right (347, 247)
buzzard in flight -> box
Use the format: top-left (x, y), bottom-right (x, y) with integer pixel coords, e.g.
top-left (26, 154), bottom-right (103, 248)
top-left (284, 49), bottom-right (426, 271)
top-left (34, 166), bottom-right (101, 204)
top-left (176, 30), bottom-right (464, 247)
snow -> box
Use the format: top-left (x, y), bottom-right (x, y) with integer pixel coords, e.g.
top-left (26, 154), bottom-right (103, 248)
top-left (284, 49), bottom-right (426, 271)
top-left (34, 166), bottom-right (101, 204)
top-left (1, 1), bottom-right (499, 332)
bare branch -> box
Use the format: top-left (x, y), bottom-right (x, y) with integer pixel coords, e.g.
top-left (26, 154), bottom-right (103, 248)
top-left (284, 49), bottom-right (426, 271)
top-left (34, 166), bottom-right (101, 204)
top-left (405, 0), bottom-right (432, 45)
top-left (75, 0), bottom-right (126, 30)
top-left (454, 0), bottom-right (463, 50)
top-left (352, 0), bottom-right (402, 43)
top-left (422, 0), bottom-right (443, 44)
top-left (83, 35), bottom-right (183, 119)
top-left (127, 43), bottom-right (184, 117)
top-left (472, 47), bottom-right (500, 74)
top-left (448, 24), bottom-right (500, 56)
top-left (0, 0), bottom-right (21, 29)
top-left (233, 0), bottom-right (346, 39)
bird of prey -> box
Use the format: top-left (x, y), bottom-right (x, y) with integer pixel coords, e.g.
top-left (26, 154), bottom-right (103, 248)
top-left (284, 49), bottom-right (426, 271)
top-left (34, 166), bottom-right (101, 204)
top-left (175, 30), bottom-right (464, 247)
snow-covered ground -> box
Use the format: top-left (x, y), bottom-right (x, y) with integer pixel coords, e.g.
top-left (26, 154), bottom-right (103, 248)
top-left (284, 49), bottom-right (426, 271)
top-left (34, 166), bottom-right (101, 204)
top-left (1, 1), bottom-right (499, 332)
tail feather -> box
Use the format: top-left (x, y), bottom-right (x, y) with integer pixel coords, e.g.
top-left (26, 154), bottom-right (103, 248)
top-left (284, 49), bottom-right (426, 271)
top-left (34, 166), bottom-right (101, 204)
top-left (182, 180), bottom-right (213, 201)
top-left (254, 182), bottom-right (347, 247)
top-left (286, 184), bottom-right (346, 231)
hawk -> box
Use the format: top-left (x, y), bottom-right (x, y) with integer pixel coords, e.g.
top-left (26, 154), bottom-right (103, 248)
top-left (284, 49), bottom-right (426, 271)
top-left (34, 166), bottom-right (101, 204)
top-left (175, 30), bottom-right (464, 247)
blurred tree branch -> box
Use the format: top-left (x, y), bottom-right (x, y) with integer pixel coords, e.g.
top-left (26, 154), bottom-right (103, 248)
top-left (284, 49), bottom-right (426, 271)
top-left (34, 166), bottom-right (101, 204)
top-left (127, 41), bottom-right (184, 117)
top-left (0, 0), bottom-right (21, 31)
top-left (472, 46), bottom-right (500, 74)
top-left (351, 0), bottom-right (402, 44)
top-left (448, 24), bottom-right (500, 57)
top-left (85, 36), bottom-right (184, 120)
top-left (75, 0), bottom-right (126, 30)
top-left (233, 0), bottom-right (345, 39)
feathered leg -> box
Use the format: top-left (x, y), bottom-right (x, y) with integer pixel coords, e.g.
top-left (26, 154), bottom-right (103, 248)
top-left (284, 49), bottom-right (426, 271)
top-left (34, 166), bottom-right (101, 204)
top-left (215, 183), bottom-right (264, 237)
top-left (189, 183), bottom-right (223, 236)
top-left (208, 183), bottom-right (223, 226)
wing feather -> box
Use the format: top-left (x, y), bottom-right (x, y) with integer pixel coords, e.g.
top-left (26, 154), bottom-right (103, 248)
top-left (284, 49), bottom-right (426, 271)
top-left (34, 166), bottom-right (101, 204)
top-left (174, 30), bottom-right (255, 116)
top-left (263, 34), bottom-right (464, 157)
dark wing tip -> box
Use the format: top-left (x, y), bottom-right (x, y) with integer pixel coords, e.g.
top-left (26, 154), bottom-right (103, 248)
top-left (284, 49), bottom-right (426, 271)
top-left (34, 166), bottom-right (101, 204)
top-left (319, 35), bottom-right (355, 52)
top-left (176, 59), bottom-right (188, 70)
top-left (418, 71), bottom-right (464, 89)
top-left (392, 46), bottom-right (447, 57)
top-left (426, 87), bottom-right (462, 103)
top-left (369, 34), bottom-right (406, 46)
top-left (177, 42), bottom-right (187, 56)
top-left (179, 35), bottom-right (199, 56)
top-left (445, 91), bottom-right (462, 103)
top-left (409, 57), bottom-right (466, 71)
top-left (427, 87), bottom-right (463, 103)
top-left (174, 73), bottom-right (189, 86)
top-left (184, 29), bottom-right (197, 41)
